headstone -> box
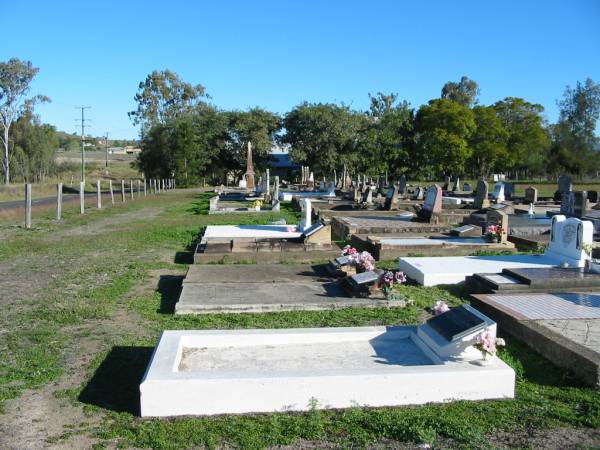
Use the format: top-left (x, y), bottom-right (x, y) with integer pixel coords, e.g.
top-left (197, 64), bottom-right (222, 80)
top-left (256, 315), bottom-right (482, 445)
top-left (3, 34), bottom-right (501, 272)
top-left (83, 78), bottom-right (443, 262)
top-left (561, 191), bottom-right (588, 218)
top-left (463, 183), bottom-right (471, 192)
top-left (525, 186), bottom-right (538, 204)
top-left (324, 181), bottom-right (336, 197)
top-left (362, 186), bottom-right (374, 205)
top-left (558, 175), bottom-right (573, 193)
top-left (450, 224), bottom-right (482, 237)
top-left (588, 191), bottom-right (598, 203)
top-left (473, 180), bottom-right (490, 210)
top-left (307, 172), bottom-right (315, 189)
top-left (443, 176), bottom-right (450, 191)
top-left (353, 186), bottom-right (360, 202)
top-left (298, 198), bottom-right (312, 231)
top-left (492, 182), bottom-right (505, 203)
top-left (319, 180), bottom-right (325, 191)
top-left (486, 209), bottom-right (509, 243)
top-left (546, 215), bottom-right (593, 267)
top-left (384, 184), bottom-right (399, 210)
top-left (398, 175), bottom-right (407, 195)
top-left (378, 177), bottom-right (385, 193)
top-left (272, 199), bottom-right (280, 212)
top-left (453, 177), bottom-right (461, 192)
top-left (414, 186), bottom-right (424, 201)
top-left (426, 306), bottom-right (486, 342)
top-left (245, 142), bottom-right (255, 190)
top-left (266, 169), bottom-right (270, 195)
top-left (447, 178), bottom-right (455, 192)
top-left (209, 196), bottom-right (219, 211)
top-left (493, 174), bottom-right (499, 182)
top-left (418, 184), bottom-right (442, 222)
top-left (273, 176), bottom-right (280, 203)
top-left (504, 183), bottom-right (514, 200)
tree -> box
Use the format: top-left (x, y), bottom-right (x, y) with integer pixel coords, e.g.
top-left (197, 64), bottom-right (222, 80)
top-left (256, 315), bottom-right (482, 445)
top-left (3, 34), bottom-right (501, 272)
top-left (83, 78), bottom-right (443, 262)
top-left (128, 69), bottom-right (208, 136)
top-left (368, 92), bottom-right (399, 118)
top-left (493, 97), bottom-right (550, 177)
top-left (282, 102), bottom-right (365, 176)
top-left (223, 108), bottom-right (281, 177)
top-left (557, 78), bottom-right (600, 149)
top-left (10, 112), bottom-right (59, 182)
top-left (468, 106), bottom-right (509, 178)
top-left (441, 76), bottom-right (480, 107)
top-left (414, 98), bottom-right (476, 176)
top-left (0, 58), bottom-right (49, 184)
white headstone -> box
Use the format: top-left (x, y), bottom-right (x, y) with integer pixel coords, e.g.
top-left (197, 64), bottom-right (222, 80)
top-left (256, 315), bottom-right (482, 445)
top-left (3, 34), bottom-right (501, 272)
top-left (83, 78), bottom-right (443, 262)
top-left (492, 182), bottom-right (505, 202)
top-left (545, 215), bottom-right (593, 267)
top-left (298, 198), bottom-right (312, 231)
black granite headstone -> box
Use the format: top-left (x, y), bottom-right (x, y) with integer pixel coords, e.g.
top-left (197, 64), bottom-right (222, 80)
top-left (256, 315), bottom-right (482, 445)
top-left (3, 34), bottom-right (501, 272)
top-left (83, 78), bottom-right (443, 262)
top-left (426, 306), bottom-right (486, 341)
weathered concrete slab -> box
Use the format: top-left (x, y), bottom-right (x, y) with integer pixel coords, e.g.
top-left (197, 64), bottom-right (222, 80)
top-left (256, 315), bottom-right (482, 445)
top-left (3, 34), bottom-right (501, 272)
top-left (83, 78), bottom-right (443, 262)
top-left (176, 264), bottom-right (403, 314)
top-left (472, 292), bottom-right (600, 387)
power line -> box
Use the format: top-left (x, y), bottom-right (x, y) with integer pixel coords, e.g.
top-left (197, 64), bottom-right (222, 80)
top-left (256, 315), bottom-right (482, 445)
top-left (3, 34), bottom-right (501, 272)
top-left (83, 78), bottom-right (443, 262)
top-left (75, 106), bottom-right (91, 182)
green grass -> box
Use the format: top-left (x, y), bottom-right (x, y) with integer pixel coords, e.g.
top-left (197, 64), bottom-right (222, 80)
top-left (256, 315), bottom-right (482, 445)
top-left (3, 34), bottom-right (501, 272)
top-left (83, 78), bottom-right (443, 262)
top-left (1, 188), bottom-right (600, 449)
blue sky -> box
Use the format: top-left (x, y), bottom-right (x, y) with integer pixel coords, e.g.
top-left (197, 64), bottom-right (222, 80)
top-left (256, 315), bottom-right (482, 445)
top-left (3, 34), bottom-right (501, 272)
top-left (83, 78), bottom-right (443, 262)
top-left (2, 0), bottom-right (599, 139)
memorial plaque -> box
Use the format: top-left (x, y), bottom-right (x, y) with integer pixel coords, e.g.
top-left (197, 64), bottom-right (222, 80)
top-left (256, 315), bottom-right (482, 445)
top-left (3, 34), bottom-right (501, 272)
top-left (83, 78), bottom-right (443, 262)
top-left (426, 306), bottom-right (486, 342)
top-left (450, 224), bottom-right (482, 237)
top-left (350, 270), bottom-right (380, 285)
top-left (335, 255), bottom-right (351, 266)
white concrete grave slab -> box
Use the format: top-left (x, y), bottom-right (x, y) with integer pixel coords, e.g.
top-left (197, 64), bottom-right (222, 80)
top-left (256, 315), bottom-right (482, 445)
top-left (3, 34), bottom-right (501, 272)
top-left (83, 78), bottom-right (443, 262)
top-left (140, 305), bottom-right (514, 417)
top-left (399, 215), bottom-right (593, 286)
top-left (203, 198), bottom-right (313, 240)
top-left (280, 183), bottom-right (336, 201)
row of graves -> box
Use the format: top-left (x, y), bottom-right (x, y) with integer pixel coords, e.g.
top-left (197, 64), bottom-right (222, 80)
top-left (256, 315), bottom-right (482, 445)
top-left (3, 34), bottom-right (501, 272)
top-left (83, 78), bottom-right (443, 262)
top-left (139, 170), bottom-right (600, 418)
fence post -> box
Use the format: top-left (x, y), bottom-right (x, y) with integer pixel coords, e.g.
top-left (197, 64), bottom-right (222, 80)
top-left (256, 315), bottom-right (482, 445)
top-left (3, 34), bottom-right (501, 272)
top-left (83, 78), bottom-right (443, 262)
top-left (96, 179), bottom-right (102, 209)
top-left (143, 178), bottom-right (147, 196)
top-left (25, 183), bottom-right (32, 229)
top-left (121, 179), bottom-right (125, 202)
top-left (109, 180), bottom-right (115, 205)
top-left (130, 179), bottom-right (134, 199)
top-left (56, 183), bottom-right (62, 221)
top-left (137, 179), bottom-right (141, 197)
top-left (79, 181), bottom-right (85, 214)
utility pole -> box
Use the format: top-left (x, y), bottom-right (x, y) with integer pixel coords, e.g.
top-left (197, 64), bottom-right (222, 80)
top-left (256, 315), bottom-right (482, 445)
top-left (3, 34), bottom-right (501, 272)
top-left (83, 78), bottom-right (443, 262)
top-left (75, 106), bottom-right (91, 182)
top-left (104, 132), bottom-right (109, 169)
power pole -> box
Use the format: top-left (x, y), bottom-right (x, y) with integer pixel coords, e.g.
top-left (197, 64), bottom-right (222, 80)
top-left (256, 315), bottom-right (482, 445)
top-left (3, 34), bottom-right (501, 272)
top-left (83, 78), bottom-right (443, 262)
top-left (104, 132), bottom-right (109, 169)
top-left (75, 106), bottom-right (91, 182)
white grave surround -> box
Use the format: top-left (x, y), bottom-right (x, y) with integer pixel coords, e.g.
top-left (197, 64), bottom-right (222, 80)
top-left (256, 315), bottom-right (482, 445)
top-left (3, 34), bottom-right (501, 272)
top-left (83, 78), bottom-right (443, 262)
top-left (202, 199), bottom-right (312, 241)
top-left (279, 183), bottom-right (336, 201)
top-left (140, 315), bottom-right (514, 416)
top-left (442, 197), bottom-right (474, 205)
top-left (399, 215), bottom-right (593, 286)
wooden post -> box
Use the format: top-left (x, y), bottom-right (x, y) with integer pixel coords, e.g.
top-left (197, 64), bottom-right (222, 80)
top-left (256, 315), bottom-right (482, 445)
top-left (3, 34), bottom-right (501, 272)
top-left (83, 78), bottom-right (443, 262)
top-left (109, 180), bottom-right (115, 205)
top-left (130, 179), bottom-right (134, 199)
top-left (173, 178), bottom-right (176, 189)
top-left (137, 179), bottom-right (141, 197)
top-left (79, 181), bottom-right (85, 214)
top-left (143, 178), bottom-right (147, 196)
top-left (121, 179), bottom-right (125, 202)
top-left (96, 179), bottom-right (102, 209)
top-left (25, 183), bottom-right (32, 229)
top-left (56, 183), bottom-right (62, 221)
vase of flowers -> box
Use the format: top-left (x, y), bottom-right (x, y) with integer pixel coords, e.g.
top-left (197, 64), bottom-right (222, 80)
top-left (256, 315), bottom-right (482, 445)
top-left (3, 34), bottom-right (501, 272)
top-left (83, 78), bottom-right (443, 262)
top-left (485, 224), bottom-right (502, 243)
top-left (473, 331), bottom-right (505, 365)
top-left (380, 270), bottom-right (407, 300)
top-left (251, 199), bottom-right (263, 211)
top-left (431, 300), bottom-right (450, 316)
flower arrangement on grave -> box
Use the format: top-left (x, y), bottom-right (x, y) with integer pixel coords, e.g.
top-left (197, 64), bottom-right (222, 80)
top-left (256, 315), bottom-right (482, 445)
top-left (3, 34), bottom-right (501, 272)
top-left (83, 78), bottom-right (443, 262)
top-left (474, 331), bottom-right (505, 360)
top-left (251, 199), bottom-right (263, 210)
top-left (582, 243), bottom-right (594, 257)
top-left (485, 224), bottom-right (503, 243)
top-left (341, 246), bottom-right (375, 272)
top-left (431, 300), bottom-right (450, 316)
top-left (380, 270), bottom-right (406, 300)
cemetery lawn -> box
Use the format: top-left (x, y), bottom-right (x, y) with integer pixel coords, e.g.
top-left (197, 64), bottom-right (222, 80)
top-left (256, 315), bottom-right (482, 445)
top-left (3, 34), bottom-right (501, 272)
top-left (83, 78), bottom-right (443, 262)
top-left (0, 190), bottom-right (599, 449)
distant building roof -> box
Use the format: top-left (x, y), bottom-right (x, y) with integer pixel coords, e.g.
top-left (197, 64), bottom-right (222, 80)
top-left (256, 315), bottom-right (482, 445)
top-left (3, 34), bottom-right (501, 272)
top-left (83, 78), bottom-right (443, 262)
top-left (269, 153), bottom-right (299, 169)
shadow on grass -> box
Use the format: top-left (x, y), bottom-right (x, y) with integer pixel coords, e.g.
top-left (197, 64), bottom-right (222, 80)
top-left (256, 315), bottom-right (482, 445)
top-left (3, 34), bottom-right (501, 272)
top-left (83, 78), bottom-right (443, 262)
top-left (157, 274), bottom-right (184, 314)
top-left (79, 346), bottom-right (153, 415)
top-left (174, 251), bottom-right (194, 264)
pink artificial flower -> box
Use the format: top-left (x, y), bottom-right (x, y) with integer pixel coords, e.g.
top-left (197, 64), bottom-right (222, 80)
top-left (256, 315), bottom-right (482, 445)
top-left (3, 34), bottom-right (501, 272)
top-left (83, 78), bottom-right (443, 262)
top-left (395, 271), bottom-right (407, 284)
top-left (432, 300), bottom-right (449, 316)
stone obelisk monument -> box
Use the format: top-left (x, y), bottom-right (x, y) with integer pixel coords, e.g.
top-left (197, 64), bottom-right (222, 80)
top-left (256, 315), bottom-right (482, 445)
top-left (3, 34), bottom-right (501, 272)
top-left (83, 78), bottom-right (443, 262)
top-left (245, 142), bottom-right (255, 190)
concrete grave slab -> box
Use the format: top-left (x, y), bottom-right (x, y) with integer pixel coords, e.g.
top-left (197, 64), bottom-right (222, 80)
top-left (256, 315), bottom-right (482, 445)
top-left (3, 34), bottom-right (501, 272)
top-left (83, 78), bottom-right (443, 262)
top-left (141, 308), bottom-right (515, 416)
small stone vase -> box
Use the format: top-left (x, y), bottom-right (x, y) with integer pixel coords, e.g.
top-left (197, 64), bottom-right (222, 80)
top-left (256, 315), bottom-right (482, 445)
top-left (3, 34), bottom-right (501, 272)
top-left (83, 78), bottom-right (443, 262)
top-left (475, 353), bottom-right (496, 366)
